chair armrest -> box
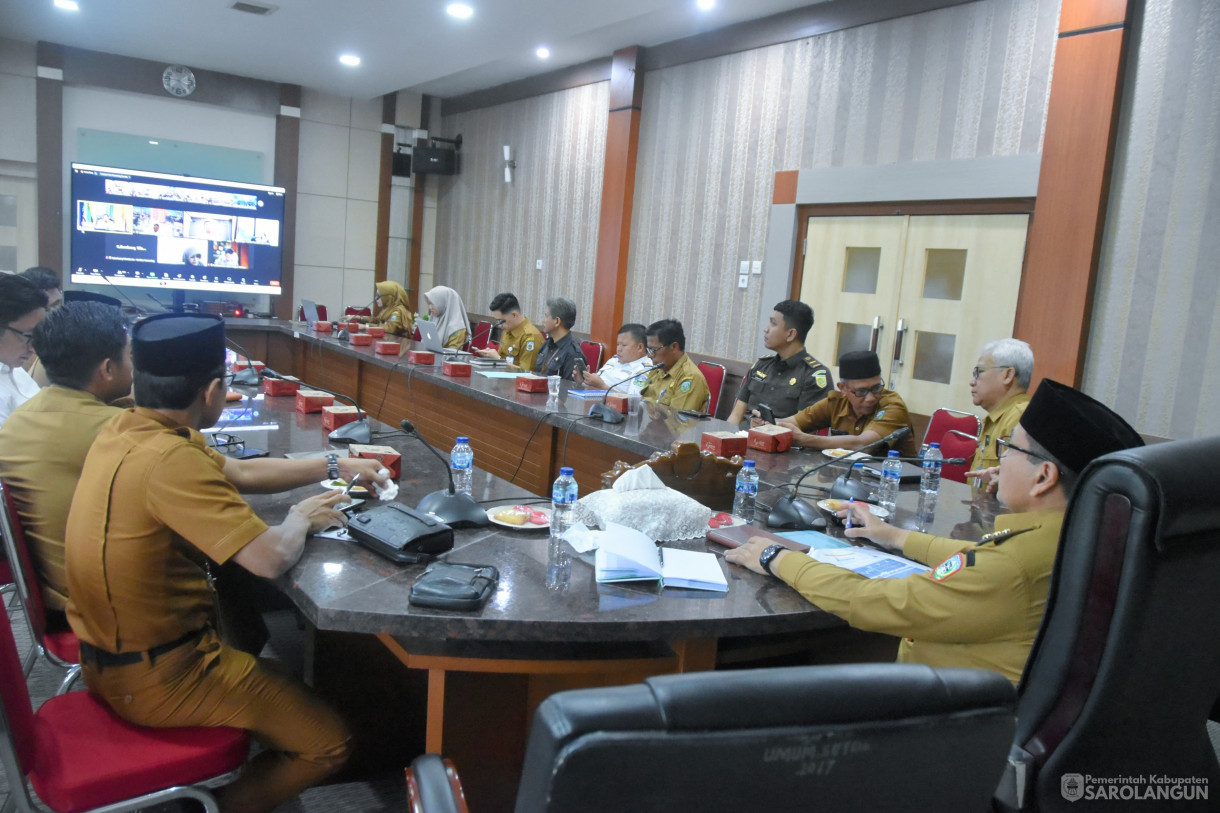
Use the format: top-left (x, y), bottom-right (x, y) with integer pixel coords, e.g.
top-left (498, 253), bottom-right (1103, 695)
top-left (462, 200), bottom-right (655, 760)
top-left (406, 755), bottom-right (469, 813)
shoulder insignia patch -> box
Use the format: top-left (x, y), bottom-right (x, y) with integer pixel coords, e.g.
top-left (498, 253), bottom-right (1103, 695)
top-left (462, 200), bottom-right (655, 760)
top-left (979, 527), bottom-right (1034, 546)
top-left (680, 380), bottom-right (692, 393)
top-left (875, 410), bottom-right (886, 419)
top-left (814, 371), bottom-right (827, 388)
top-left (525, 341), bottom-right (535, 351)
top-left (930, 553), bottom-right (966, 581)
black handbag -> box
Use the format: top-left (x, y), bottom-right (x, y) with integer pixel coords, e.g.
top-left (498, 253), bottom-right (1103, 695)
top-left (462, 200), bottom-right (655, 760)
top-left (409, 563), bottom-right (499, 611)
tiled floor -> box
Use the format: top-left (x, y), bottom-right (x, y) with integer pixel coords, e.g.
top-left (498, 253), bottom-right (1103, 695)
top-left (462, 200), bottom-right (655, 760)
top-left (0, 599), bottom-right (406, 812)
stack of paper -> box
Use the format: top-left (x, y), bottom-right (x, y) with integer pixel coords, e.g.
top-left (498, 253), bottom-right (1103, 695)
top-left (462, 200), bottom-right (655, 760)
top-left (594, 525), bottom-right (728, 592)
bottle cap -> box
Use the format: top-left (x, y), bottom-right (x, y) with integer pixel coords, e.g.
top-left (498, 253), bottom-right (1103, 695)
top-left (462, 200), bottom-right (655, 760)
top-left (888, 450), bottom-right (899, 457)
top-left (457, 436), bottom-right (469, 443)
top-left (742, 460), bottom-right (755, 468)
top-left (560, 466), bottom-right (574, 476)
top-left (929, 442), bottom-right (940, 448)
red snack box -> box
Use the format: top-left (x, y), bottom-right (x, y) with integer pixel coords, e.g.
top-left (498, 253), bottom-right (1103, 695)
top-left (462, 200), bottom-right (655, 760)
top-left (233, 360), bottom-right (265, 373)
top-left (322, 405), bottom-right (362, 430)
top-left (407, 350), bottom-right (435, 364)
top-left (366, 326), bottom-right (386, 338)
top-left (349, 444), bottom-right (402, 479)
top-left (345, 321), bottom-right (362, 332)
top-left (374, 341), bottom-right (399, 355)
top-left (295, 389), bottom-right (335, 414)
top-left (748, 424), bottom-right (793, 453)
top-left (350, 333), bottom-right (374, 346)
top-left (605, 392), bottom-right (630, 414)
top-left (313, 321), bottom-right (332, 333)
top-left (442, 360), bottom-right (472, 377)
top-left (515, 374), bottom-right (548, 393)
top-left (262, 375), bottom-right (301, 396)
top-left (702, 431), bottom-right (748, 457)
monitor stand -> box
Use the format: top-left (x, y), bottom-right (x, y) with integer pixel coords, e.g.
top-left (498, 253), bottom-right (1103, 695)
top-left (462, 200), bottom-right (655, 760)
top-left (172, 289), bottom-right (187, 313)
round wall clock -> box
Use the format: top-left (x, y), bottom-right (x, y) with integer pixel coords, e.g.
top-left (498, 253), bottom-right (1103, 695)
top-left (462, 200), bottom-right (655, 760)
top-left (162, 65), bottom-right (196, 97)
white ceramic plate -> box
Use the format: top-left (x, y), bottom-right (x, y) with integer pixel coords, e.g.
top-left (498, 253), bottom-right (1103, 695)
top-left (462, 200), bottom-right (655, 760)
top-left (487, 504), bottom-right (552, 530)
top-left (821, 448), bottom-right (866, 460)
top-left (318, 479), bottom-right (374, 498)
top-left (707, 513), bottom-right (748, 529)
top-left (817, 498), bottom-right (891, 520)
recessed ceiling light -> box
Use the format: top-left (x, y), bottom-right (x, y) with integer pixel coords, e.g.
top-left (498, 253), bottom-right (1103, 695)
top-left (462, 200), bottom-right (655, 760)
top-left (339, 54), bottom-right (361, 67)
top-left (536, 46), bottom-right (550, 59)
top-left (53, 0), bottom-right (79, 10)
top-left (696, 0), bottom-right (715, 10)
top-left (148, 140), bottom-right (159, 145)
top-left (446, 2), bottom-right (473, 19)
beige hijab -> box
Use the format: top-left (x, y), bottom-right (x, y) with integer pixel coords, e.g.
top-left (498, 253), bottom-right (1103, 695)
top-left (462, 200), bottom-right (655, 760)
top-left (374, 281), bottom-right (413, 331)
top-left (424, 286), bottom-right (470, 348)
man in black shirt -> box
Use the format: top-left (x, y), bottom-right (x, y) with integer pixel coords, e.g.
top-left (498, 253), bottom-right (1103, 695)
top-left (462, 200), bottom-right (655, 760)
top-left (727, 300), bottom-right (833, 424)
top-left (533, 296), bottom-right (583, 380)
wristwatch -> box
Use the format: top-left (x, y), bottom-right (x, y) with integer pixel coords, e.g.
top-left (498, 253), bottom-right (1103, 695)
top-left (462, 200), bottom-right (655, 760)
top-left (758, 544), bottom-right (785, 576)
top-left (326, 453), bottom-right (340, 481)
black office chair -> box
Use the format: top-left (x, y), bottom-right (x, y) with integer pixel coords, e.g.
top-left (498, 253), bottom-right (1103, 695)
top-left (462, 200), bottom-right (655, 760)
top-left (406, 663), bottom-right (1016, 813)
top-left (995, 435), bottom-right (1220, 811)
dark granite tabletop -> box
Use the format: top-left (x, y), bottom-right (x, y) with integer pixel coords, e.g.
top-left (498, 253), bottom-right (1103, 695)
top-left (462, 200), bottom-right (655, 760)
top-left (228, 372), bottom-right (1000, 647)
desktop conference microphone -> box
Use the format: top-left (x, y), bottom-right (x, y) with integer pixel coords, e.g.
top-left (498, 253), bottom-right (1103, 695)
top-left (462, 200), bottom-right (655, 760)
top-left (587, 364), bottom-right (655, 424)
top-left (828, 452), bottom-right (966, 501)
top-left (765, 426), bottom-right (913, 530)
top-left (265, 370), bottom-right (370, 443)
top-left (226, 337), bottom-right (263, 386)
top-left (400, 419), bottom-right (489, 527)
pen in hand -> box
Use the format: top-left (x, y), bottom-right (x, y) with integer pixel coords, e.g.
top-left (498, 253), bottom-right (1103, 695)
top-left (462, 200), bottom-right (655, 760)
top-left (342, 473), bottom-right (361, 497)
top-left (845, 498), bottom-right (855, 530)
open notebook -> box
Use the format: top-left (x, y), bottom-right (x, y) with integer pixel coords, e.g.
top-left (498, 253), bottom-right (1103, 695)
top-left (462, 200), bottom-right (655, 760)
top-left (594, 525), bottom-right (728, 592)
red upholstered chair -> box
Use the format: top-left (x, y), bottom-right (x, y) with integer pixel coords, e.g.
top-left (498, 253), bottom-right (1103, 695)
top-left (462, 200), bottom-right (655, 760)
top-left (922, 408), bottom-right (981, 484)
top-left (297, 304), bottom-right (328, 321)
top-left (0, 583), bottom-right (250, 813)
top-left (579, 340), bottom-right (603, 373)
top-left (0, 483), bottom-right (81, 694)
top-left (470, 321), bottom-right (495, 351)
top-left (344, 306), bottom-right (372, 317)
top-left (696, 361), bottom-right (726, 417)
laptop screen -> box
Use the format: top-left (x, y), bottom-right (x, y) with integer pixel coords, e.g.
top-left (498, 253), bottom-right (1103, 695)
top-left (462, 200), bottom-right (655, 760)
top-left (301, 299), bottom-right (320, 323)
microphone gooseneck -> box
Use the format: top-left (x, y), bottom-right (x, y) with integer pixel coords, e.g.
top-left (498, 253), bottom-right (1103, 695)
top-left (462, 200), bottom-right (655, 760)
top-left (401, 419), bottom-right (490, 528)
top-left (401, 419), bottom-right (456, 495)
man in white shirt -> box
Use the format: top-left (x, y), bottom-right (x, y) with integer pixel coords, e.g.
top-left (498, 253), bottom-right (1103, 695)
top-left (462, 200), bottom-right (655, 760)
top-left (0, 274), bottom-right (49, 425)
top-left (574, 323), bottom-right (653, 392)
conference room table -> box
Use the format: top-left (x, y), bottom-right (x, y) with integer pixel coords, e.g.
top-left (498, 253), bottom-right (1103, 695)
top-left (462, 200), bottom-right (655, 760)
top-left (224, 319), bottom-right (1001, 805)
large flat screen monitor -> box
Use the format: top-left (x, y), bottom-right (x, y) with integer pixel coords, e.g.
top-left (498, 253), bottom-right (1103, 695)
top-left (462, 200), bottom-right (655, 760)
top-left (69, 163), bottom-right (286, 298)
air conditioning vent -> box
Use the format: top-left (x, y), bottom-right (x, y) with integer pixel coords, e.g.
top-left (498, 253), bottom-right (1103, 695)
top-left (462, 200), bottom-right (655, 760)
top-left (230, 1), bottom-right (278, 15)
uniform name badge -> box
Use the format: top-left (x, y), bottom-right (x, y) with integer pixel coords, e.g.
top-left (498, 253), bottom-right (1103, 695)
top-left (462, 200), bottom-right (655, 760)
top-left (930, 553), bottom-right (965, 581)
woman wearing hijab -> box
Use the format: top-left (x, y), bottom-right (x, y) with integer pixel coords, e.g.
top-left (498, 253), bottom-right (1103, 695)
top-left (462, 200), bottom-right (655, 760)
top-left (423, 286), bottom-right (470, 350)
top-left (361, 280), bottom-right (414, 336)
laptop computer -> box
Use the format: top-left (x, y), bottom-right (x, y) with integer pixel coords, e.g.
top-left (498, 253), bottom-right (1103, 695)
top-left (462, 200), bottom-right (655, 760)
top-left (416, 320), bottom-right (470, 356)
top-left (301, 299), bottom-right (321, 324)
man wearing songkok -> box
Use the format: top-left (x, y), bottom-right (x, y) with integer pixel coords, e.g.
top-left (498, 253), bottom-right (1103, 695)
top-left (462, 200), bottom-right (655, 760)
top-left (728, 379), bottom-right (1144, 683)
top-left (778, 349), bottom-right (917, 457)
top-left (64, 313), bottom-right (388, 813)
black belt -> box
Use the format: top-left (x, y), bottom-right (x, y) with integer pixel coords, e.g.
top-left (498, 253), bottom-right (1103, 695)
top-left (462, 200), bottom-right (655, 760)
top-left (79, 628), bottom-right (206, 668)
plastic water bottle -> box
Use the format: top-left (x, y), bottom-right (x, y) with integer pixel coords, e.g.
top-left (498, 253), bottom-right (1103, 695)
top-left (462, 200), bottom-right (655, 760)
top-left (920, 442), bottom-right (943, 498)
top-left (449, 436), bottom-right (473, 495)
top-left (546, 536), bottom-right (571, 591)
top-left (732, 460), bottom-right (759, 523)
top-left (879, 450), bottom-right (902, 514)
top-left (551, 466), bottom-right (578, 537)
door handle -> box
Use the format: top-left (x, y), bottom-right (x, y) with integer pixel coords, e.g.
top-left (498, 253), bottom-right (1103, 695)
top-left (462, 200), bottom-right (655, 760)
top-left (869, 316), bottom-right (882, 353)
top-left (893, 319), bottom-right (907, 366)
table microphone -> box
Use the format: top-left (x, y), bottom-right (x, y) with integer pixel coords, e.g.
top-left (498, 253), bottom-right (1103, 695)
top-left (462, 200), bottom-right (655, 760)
top-left (264, 369), bottom-right (370, 443)
top-left (828, 452), bottom-right (966, 501)
top-left (588, 365), bottom-right (654, 424)
top-left (400, 419), bottom-right (489, 527)
top-left (226, 337), bottom-right (263, 386)
top-left (766, 426), bottom-right (913, 530)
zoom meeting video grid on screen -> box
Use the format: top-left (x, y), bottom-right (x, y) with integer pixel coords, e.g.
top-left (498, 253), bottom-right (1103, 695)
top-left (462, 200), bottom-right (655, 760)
top-left (70, 163), bottom-right (286, 295)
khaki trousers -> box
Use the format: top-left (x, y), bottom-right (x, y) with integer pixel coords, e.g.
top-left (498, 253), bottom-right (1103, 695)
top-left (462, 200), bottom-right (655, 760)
top-left (82, 628), bottom-right (351, 813)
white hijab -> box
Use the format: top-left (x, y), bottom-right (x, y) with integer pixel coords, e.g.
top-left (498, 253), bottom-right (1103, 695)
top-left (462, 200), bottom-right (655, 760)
top-left (424, 286), bottom-right (470, 347)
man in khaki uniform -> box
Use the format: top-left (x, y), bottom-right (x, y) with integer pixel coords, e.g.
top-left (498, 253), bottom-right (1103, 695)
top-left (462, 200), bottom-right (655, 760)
top-left (474, 291), bottom-right (544, 371)
top-left (965, 337), bottom-right (1034, 477)
top-left (639, 319), bottom-right (710, 413)
top-left (0, 302), bottom-right (132, 618)
top-left (727, 300), bottom-right (833, 424)
top-left (65, 313), bottom-right (388, 813)
top-left (728, 379), bottom-right (1143, 683)
top-left (778, 350), bottom-right (917, 457)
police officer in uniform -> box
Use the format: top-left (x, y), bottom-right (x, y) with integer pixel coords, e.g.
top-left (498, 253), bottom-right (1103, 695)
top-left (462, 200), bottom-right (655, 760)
top-left (964, 338), bottom-right (1034, 485)
top-left (639, 319), bottom-right (710, 413)
top-left (727, 300), bottom-right (832, 424)
top-left (64, 313), bottom-right (389, 813)
top-left (728, 379), bottom-right (1143, 683)
top-left (778, 350), bottom-right (918, 457)
top-left (474, 291), bottom-right (543, 371)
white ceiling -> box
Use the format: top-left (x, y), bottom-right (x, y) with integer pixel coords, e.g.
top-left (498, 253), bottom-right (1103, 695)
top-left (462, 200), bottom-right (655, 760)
top-left (0, 0), bottom-right (831, 100)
